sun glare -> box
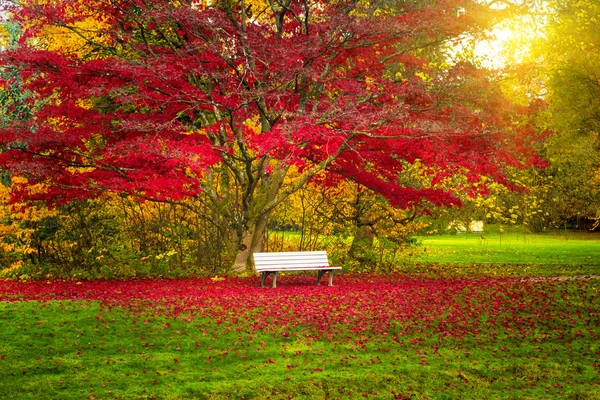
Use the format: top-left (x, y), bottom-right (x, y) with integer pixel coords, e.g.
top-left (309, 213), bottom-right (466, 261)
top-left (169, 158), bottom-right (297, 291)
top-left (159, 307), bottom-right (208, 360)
top-left (474, 26), bottom-right (530, 69)
top-left (472, 4), bottom-right (547, 70)
top-left (449, 17), bottom-right (540, 70)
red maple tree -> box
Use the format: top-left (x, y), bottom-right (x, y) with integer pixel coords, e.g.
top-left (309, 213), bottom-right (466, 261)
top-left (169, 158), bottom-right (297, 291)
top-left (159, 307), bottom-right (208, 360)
top-left (0, 0), bottom-right (534, 272)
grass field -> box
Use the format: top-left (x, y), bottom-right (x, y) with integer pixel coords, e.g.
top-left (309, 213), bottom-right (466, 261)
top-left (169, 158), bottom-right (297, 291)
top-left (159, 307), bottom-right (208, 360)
top-left (418, 229), bottom-right (600, 265)
top-left (270, 227), bottom-right (600, 276)
top-left (412, 228), bottom-right (600, 277)
top-left (1, 228), bottom-right (599, 399)
top-left (1, 276), bottom-right (600, 399)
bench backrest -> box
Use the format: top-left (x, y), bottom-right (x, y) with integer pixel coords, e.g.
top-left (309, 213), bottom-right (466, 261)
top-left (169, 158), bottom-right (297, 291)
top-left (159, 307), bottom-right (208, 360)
top-left (253, 251), bottom-right (330, 272)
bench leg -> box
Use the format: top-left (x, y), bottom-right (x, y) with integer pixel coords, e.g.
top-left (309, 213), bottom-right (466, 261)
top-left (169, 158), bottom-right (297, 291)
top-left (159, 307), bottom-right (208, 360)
top-left (261, 271), bottom-right (279, 288)
top-left (317, 269), bottom-right (334, 286)
top-left (261, 271), bottom-right (269, 288)
top-left (317, 270), bottom-right (325, 285)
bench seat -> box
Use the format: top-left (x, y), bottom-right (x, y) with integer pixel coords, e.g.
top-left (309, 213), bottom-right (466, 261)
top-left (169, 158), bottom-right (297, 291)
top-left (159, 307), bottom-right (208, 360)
top-left (253, 251), bottom-right (341, 288)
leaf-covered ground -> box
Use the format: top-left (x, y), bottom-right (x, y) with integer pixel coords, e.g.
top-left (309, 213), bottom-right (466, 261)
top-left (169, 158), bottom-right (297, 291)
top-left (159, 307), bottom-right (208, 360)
top-left (1, 275), bottom-right (599, 399)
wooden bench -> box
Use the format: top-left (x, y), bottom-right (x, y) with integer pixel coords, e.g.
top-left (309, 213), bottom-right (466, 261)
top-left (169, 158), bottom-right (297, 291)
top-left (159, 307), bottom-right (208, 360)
top-left (253, 251), bottom-right (341, 288)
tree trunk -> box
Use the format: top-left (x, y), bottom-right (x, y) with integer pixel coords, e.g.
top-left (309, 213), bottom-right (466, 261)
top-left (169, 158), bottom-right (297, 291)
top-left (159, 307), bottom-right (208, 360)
top-left (231, 223), bottom-right (256, 275)
top-left (230, 168), bottom-right (287, 275)
top-left (349, 223), bottom-right (375, 261)
top-left (230, 212), bottom-right (270, 276)
top-left (251, 212), bottom-right (269, 254)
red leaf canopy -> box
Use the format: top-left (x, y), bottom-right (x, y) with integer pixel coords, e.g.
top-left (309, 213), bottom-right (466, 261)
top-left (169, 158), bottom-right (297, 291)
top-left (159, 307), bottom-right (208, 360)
top-left (0, 0), bottom-right (530, 207)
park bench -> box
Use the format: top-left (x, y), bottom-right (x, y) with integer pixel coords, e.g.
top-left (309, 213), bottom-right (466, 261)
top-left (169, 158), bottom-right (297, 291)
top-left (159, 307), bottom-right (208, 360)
top-left (253, 251), bottom-right (341, 288)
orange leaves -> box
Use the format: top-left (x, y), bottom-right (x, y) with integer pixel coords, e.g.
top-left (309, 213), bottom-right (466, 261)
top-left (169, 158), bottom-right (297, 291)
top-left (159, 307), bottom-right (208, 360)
top-left (0, 178), bottom-right (56, 279)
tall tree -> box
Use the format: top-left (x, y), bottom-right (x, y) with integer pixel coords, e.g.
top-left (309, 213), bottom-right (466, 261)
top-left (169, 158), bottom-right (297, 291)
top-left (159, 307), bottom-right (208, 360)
top-left (0, 0), bottom-right (532, 273)
top-left (504, 0), bottom-right (600, 226)
top-left (543, 0), bottom-right (600, 225)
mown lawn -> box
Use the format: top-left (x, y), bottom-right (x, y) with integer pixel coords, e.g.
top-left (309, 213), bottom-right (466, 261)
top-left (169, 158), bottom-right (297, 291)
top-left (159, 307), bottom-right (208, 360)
top-left (413, 228), bottom-right (600, 276)
top-left (270, 227), bottom-right (600, 276)
top-left (1, 275), bottom-right (599, 399)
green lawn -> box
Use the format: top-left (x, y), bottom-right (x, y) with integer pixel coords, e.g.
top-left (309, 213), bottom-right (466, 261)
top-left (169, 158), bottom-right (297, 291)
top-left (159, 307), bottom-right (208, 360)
top-left (2, 228), bottom-right (598, 398)
top-left (1, 276), bottom-right (599, 399)
top-left (269, 227), bottom-right (600, 276)
top-left (413, 228), bottom-right (600, 276)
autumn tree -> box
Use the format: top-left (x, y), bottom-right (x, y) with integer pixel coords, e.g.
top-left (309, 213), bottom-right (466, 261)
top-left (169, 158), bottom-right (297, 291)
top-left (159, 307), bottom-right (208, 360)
top-left (0, 0), bottom-right (532, 274)
top-left (540, 0), bottom-right (600, 226)
top-left (497, 0), bottom-right (600, 228)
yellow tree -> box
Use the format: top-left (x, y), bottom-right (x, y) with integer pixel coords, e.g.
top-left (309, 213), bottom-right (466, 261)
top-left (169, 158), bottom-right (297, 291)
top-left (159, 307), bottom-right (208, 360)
top-left (505, 0), bottom-right (600, 228)
top-left (0, 177), bottom-right (57, 279)
top-left (270, 169), bottom-right (428, 271)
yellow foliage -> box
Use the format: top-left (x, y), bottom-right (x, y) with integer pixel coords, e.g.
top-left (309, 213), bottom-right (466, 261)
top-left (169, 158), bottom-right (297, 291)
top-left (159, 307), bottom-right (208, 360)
top-left (37, 16), bottom-right (110, 58)
top-left (76, 98), bottom-right (95, 110)
top-left (414, 71), bottom-right (432, 82)
top-left (0, 177), bottom-right (56, 278)
top-left (1, 260), bottom-right (24, 277)
top-left (19, 0), bottom-right (111, 58)
top-left (0, 25), bottom-right (9, 49)
top-left (244, 115), bottom-right (262, 134)
top-left (272, 170), bottom-right (426, 265)
top-left (66, 166), bottom-right (96, 174)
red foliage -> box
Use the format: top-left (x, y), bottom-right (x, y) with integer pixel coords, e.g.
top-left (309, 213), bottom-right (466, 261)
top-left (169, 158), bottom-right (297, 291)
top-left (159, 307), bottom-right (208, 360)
top-left (1, 275), bottom-right (598, 343)
top-left (0, 0), bottom-right (540, 207)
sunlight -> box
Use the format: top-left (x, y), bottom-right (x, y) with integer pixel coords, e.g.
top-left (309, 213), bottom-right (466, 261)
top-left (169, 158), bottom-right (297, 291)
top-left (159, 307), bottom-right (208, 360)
top-left (448, 17), bottom-right (541, 70)
top-left (473, 2), bottom-right (548, 69)
top-left (474, 26), bottom-right (532, 69)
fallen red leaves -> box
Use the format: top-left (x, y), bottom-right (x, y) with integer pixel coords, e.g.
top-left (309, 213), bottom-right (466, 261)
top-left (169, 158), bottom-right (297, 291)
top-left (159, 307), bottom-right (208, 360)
top-left (1, 275), bottom-right (598, 344)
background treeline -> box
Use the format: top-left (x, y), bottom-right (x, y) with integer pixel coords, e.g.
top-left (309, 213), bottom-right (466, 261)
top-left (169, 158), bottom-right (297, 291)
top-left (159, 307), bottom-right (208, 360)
top-left (1, 165), bottom-right (597, 280)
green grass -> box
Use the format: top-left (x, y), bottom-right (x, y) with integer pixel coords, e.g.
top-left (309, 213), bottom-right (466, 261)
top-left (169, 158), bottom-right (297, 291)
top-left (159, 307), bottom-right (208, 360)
top-left (2, 226), bottom-right (599, 398)
top-left (269, 226), bottom-right (600, 276)
top-left (414, 227), bottom-right (600, 276)
top-left (2, 276), bottom-right (600, 399)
